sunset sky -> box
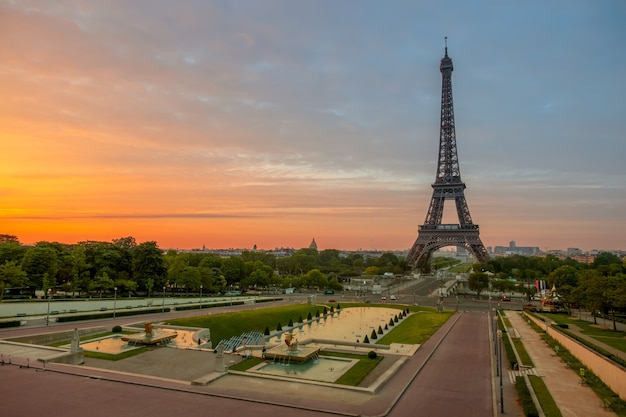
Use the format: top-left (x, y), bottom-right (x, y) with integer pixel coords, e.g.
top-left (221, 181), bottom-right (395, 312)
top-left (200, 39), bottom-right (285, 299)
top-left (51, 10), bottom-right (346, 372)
top-left (1, 1), bottom-right (625, 252)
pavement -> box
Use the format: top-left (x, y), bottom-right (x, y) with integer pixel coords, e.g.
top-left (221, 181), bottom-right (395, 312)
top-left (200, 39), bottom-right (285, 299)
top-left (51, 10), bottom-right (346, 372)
top-left (506, 311), bottom-right (617, 417)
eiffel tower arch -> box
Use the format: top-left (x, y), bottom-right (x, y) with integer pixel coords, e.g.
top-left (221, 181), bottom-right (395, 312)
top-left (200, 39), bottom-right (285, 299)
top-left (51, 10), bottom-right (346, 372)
top-left (407, 41), bottom-right (490, 272)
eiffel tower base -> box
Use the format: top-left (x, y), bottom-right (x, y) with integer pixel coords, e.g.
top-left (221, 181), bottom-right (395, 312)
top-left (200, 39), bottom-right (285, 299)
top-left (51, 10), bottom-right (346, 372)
top-left (408, 227), bottom-right (489, 272)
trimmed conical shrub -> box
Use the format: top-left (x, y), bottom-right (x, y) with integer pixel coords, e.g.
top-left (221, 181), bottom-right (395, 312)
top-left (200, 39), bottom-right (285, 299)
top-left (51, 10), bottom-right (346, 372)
top-left (336, 303), bottom-right (341, 310)
top-left (276, 322), bottom-right (282, 331)
top-left (364, 335), bottom-right (370, 343)
top-left (298, 315), bottom-right (303, 323)
top-left (288, 318), bottom-right (293, 327)
top-left (371, 329), bottom-right (378, 340)
top-left (264, 326), bottom-right (270, 335)
top-left (378, 325), bottom-right (383, 334)
top-left (394, 315), bottom-right (398, 323)
top-left (307, 312), bottom-right (312, 320)
top-left (389, 318), bottom-right (395, 327)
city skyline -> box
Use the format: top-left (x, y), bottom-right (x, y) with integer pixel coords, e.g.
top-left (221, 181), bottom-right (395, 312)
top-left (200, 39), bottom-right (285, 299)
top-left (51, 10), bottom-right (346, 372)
top-left (1, 1), bottom-right (625, 252)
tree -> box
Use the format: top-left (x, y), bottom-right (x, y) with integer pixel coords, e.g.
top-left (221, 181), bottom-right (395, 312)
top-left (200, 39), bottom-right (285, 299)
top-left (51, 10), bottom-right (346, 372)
top-left (71, 245), bottom-right (91, 295)
top-left (547, 265), bottom-right (579, 288)
top-left (221, 256), bottom-right (245, 288)
top-left (0, 241), bottom-right (27, 264)
top-left (303, 269), bottom-right (328, 289)
top-left (0, 261), bottom-right (28, 300)
top-left (22, 242), bottom-right (59, 289)
top-left (593, 252), bottom-right (622, 268)
top-left (364, 266), bottom-right (379, 276)
top-left (242, 269), bottom-right (270, 290)
top-left (132, 241), bottom-right (167, 293)
top-left (468, 272), bottom-right (489, 299)
top-left (0, 234), bottom-right (19, 244)
top-left (89, 272), bottom-right (114, 298)
top-left (578, 270), bottom-right (606, 325)
top-left (177, 266), bottom-right (201, 295)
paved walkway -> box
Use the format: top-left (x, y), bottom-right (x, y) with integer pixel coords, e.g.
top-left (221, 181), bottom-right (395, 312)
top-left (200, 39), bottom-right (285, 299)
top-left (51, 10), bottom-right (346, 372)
top-left (507, 311), bottom-right (616, 417)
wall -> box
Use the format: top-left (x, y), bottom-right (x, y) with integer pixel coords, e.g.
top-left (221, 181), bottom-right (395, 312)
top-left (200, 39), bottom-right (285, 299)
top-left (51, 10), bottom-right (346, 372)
top-left (524, 312), bottom-right (626, 401)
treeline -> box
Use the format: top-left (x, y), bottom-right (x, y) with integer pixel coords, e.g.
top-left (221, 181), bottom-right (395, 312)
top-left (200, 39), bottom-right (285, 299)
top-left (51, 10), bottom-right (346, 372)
top-left (470, 253), bottom-right (626, 328)
top-left (0, 234), bottom-right (407, 299)
top-left (1, 232), bottom-right (624, 321)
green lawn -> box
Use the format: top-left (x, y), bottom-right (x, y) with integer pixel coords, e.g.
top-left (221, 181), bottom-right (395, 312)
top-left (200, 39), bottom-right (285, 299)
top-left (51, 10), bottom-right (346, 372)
top-left (322, 351), bottom-right (383, 385)
top-left (542, 313), bottom-right (626, 354)
top-left (377, 310), bottom-right (453, 345)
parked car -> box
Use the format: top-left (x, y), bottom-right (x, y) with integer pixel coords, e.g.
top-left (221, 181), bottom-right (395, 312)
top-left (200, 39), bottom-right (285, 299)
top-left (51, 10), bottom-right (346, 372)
top-left (390, 295), bottom-right (397, 301)
top-left (501, 296), bottom-right (511, 302)
top-left (381, 296), bottom-right (387, 301)
top-left (324, 290), bottom-right (335, 295)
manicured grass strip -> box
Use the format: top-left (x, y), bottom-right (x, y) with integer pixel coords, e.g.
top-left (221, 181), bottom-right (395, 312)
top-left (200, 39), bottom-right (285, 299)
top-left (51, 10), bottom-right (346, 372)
top-left (334, 355), bottom-right (383, 386)
top-left (377, 311), bottom-right (453, 345)
top-left (528, 375), bottom-right (562, 417)
top-left (228, 356), bottom-right (264, 371)
top-left (511, 338), bottom-right (533, 367)
top-left (516, 376), bottom-right (539, 417)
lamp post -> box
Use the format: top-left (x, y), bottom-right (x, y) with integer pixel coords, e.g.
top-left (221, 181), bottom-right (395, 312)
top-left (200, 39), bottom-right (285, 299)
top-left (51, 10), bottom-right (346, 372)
top-left (162, 286), bottom-right (166, 313)
top-left (493, 315), bottom-right (499, 376)
top-left (113, 287), bottom-right (117, 319)
top-left (497, 329), bottom-right (504, 413)
top-left (200, 285), bottom-right (203, 299)
top-left (45, 289), bottom-right (52, 326)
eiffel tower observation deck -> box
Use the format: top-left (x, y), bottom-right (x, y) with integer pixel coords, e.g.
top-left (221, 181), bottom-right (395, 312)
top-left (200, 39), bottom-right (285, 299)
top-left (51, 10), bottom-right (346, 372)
top-left (407, 40), bottom-right (490, 272)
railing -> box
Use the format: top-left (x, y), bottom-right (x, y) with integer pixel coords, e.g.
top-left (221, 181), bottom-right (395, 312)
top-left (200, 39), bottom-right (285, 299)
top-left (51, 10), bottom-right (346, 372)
top-left (418, 224), bottom-right (479, 231)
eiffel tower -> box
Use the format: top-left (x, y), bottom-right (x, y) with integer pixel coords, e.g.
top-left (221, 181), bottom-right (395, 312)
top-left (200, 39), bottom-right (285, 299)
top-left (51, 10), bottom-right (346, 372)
top-left (407, 40), bottom-right (490, 271)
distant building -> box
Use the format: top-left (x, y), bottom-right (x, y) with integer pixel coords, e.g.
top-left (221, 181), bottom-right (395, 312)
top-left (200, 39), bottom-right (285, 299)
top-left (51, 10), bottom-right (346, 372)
top-left (309, 238), bottom-right (318, 251)
top-left (493, 241), bottom-right (540, 256)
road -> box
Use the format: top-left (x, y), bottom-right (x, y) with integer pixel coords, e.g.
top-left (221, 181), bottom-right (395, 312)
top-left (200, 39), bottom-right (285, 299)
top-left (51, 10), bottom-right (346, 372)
top-left (388, 312), bottom-right (493, 417)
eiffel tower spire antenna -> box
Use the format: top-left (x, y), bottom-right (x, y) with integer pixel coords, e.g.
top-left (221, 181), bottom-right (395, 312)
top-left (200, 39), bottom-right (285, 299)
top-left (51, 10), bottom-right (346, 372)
top-left (407, 42), bottom-right (490, 271)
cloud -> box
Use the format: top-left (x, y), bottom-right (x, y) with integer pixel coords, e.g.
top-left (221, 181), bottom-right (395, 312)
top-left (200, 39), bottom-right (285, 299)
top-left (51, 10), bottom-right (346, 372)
top-left (1, 0), bottom-right (625, 251)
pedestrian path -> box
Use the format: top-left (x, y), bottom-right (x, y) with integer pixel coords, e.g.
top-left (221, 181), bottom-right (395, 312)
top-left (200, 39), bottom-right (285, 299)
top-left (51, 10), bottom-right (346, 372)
top-left (508, 366), bottom-right (539, 384)
top-left (507, 311), bottom-right (616, 417)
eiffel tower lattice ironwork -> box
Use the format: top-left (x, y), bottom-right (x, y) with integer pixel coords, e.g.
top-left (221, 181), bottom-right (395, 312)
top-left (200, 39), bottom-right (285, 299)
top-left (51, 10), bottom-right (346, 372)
top-left (407, 41), bottom-right (490, 271)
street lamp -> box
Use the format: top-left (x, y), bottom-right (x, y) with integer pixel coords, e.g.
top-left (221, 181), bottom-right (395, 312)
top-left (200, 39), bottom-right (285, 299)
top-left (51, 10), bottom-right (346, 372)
top-left (113, 287), bottom-right (117, 319)
top-left (162, 286), bottom-right (166, 313)
top-left (497, 329), bottom-right (504, 413)
top-left (493, 315), bottom-right (499, 376)
top-left (45, 289), bottom-right (52, 326)
top-left (200, 285), bottom-right (203, 299)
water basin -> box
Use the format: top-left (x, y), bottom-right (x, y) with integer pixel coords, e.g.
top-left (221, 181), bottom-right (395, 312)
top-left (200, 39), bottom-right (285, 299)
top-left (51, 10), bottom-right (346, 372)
top-left (249, 356), bottom-right (357, 382)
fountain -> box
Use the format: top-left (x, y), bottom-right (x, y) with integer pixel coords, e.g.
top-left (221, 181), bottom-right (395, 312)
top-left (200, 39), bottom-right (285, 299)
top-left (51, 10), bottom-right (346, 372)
top-left (263, 331), bottom-right (321, 363)
top-left (121, 322), bottom-right (178, 346)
